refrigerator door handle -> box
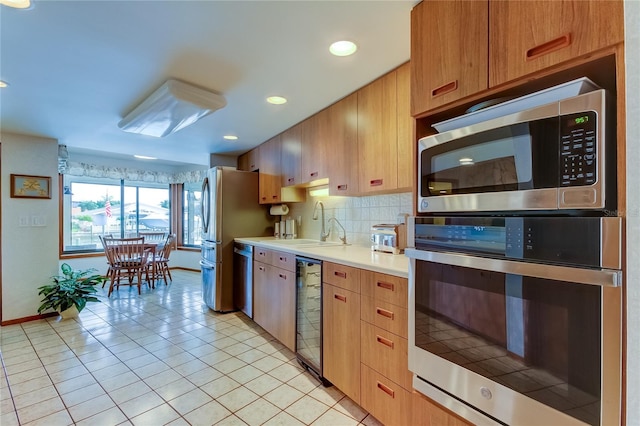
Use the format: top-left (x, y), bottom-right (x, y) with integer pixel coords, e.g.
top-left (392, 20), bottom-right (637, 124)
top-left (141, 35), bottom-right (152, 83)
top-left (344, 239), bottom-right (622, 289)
top-left (201, 177), bottom-right (210, 234)
top-left (199, 260), bottom-right (215, 269)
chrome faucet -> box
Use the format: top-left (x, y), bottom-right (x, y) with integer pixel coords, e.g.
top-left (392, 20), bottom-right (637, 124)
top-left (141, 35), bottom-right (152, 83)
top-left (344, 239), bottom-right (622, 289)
top-left (312, 201), bottom-right (330, 241)
top-left (328, 217), bottom-right (347, 245)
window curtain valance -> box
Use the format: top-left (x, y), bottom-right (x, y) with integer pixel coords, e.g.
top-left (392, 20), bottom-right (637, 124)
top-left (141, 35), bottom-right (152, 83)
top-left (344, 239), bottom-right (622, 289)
top-left (64, 161), bottom-right (207, 184)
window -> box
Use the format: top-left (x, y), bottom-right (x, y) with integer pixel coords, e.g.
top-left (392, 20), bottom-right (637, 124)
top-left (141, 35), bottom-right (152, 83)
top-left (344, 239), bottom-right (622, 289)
top-left (62, 176), bottom-right (170, 253)
top-left (183, 182), bottom-right (202, 247)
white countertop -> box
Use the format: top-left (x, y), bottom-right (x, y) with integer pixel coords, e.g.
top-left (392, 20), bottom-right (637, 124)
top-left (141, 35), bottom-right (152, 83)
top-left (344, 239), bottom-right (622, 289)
top-left (234, 237), bottom-right (409, 278)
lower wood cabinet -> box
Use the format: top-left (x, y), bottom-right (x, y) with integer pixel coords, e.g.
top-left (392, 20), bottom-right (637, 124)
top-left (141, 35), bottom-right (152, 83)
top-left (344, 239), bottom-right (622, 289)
top-left (323, 283), bottom-right (361, 404)
top-left (361, 364), bottom-right (411, 426)
top-left (412, 390), bottom-right (472, 426)
top-left (361, 321), bottom-right (412, 391)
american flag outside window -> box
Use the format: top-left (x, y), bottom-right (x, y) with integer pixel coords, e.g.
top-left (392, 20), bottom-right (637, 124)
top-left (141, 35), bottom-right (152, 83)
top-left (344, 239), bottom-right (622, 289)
top-left (105, 199), bottom-right (112, 218)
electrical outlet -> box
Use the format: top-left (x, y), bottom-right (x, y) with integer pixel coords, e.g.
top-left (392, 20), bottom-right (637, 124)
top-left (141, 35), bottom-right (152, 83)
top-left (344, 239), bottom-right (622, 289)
top-left (31, 215), bottom-right (47, 227)
top-left (19, 216), bottom-right (29, 227)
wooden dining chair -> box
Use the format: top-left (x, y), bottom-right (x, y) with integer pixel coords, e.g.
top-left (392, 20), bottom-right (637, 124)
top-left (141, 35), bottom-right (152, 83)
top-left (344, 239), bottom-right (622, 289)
top-left (152, 233), bottom-right (176, 285)
top-left (98, 235), bottom-right (115, 288)
top-left (103, 237), bottom-right (150, 296)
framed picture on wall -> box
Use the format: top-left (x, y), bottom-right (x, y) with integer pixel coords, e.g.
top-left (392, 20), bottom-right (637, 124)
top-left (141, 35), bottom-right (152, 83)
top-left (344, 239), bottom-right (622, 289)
top-left (10, 174), bottom-right (52, 199)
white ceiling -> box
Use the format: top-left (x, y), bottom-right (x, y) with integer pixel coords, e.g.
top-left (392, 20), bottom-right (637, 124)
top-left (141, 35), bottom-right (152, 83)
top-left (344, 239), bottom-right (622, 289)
top-left (0, 0), bottom-right (416, 168)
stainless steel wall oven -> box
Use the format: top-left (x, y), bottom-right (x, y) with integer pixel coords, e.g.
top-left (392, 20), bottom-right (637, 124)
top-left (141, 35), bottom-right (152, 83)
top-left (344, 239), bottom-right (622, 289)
top-left (405, 216), bottom-right (622, 426)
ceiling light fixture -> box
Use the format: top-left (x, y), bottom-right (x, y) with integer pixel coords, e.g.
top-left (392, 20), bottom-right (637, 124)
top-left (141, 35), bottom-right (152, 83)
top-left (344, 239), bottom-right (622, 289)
top-left (459, 157), bottom-right (474, 165)
top-left (329, 40), bottom-right (357, 57)
top-left (0, 0), bottom-right (33, 9)
top-left (134, 155), bottom-right (157, 160)
top-left (118, 79), bottom-right (227, 138)
top-left (223, 135), bottom-right (238, 141)
top-left (309, 185), bottom-right (330, 197)
top-left (266, 96), bottom-right (287, 105)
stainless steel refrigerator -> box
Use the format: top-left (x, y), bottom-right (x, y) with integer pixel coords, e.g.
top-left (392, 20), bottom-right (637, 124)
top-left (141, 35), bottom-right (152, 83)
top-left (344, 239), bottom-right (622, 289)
top-left (200, 167), bottom-right (273, 312)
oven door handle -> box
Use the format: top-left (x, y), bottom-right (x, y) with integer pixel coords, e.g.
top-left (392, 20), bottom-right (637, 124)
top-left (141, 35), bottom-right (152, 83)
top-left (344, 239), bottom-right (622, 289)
top-left (405, 248), bottom-right (621, 287)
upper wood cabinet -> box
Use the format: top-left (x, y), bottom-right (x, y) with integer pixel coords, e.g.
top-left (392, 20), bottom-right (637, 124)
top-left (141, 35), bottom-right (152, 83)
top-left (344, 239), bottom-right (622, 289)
top-left (326, 93), bottom-right (359, 196)
top-left (280, 124), bottom-right (303, 187)
top-left (410, 0), bottom-right (488, 116)
top-left (358, 70), bottom-right (398, 194)
top-left (396, 62), bottom-right (414, 191)
top-left (258, 135), bottom-right (281, 204)
top-left (237, 147), bottom-right (259, 172)
top-left (301, 114), bottom-right (329, 184)
top-left (489, 0), bottom-right (624, 87)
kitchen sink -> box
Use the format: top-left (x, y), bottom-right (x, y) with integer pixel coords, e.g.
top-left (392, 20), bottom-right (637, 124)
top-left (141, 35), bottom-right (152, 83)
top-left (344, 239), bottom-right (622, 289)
top-left (268, 239), bottom-right (348, 248)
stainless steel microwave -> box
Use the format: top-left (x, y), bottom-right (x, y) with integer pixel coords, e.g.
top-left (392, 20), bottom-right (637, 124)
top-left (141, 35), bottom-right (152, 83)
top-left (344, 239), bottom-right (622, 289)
top-left (417, 89), bottom-right (615, 214)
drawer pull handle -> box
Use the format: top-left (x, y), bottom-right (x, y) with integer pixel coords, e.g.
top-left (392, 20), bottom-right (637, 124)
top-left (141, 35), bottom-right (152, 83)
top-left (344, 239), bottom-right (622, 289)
top-left (272, 195), bottom-right (278, 199)
top-left (376, 381), bottom-right (395, 398)
top-left (279, 256), bottom-right (286, 261)
top-left (370, 179), bottom-right (383, 187)
top-left (279, 273), bottom-right (287, 279)
top-left (259, 266), bottom-right (265, 271)
top-left (334, 271), bottom-right (347, 279)
top-left (526, 33), bottom-right (572, 61)
top-left (261, 197), bottom-right (267, 200)
top-left (250, 164), bottom-right (256, 169)
top-left (377, 281), bottom-right (395, 291)
top-left (311, 171), bottom-right (319, 177)
top-left (334, 293), bottom-right (347, 303)
top-left (431, 80), bottom-right (458, 98)
top-left (337, 184), bottom-right (347, 191)
top-left (288, 178), bottom-right (295, 183)
top-left (376, 307), bottom-right (394, 319)
top-left (376, 335), bottom-right (394, 348)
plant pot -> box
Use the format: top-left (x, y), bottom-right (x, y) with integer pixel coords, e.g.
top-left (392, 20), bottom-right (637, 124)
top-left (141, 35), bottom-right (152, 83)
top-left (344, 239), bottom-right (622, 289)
top-left (59, 305), bottom-right (79, 319)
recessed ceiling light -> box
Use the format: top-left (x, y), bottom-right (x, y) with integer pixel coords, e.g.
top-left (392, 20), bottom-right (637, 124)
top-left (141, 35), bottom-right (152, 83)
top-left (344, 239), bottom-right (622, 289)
top-left (223, 135), bottom-right (238, 140)
top-left (0, 81), bottom-right (7, 88)
top-left (329, 40), bottom-right (357, 57)
top-left (134, 155), bottom-right (157, 160)
top-left (459, 157), bottom-right (474, 165)
top-left (1, 0), bottom-right (33, 9)
top-left (266, 96), bottom-right (287, 105)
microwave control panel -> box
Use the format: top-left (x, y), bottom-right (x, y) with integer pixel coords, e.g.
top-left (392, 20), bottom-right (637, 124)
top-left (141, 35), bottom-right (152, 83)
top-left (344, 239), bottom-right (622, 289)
top-left (560, 111), bottom-right (597, 187)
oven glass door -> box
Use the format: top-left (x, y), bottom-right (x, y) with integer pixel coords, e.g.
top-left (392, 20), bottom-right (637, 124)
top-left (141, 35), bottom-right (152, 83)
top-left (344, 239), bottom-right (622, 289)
top-left (413, 259), bottom-right (608, 426)
top-left (420, 117), bottom-right (559, 197)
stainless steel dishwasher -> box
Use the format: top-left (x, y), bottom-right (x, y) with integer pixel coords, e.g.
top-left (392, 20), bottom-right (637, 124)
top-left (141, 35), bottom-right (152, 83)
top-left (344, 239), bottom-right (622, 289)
top-left (233, 242), bottom-right (253, 318)
top-left (296, 256), bottom-right (331, 386)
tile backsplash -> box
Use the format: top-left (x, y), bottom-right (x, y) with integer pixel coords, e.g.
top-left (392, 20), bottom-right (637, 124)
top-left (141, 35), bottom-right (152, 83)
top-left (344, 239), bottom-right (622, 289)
top-left (281, 191), bottom-right (413, 246)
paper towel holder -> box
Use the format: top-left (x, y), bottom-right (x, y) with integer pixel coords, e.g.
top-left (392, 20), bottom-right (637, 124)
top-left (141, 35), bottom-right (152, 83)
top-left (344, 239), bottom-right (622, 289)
top-left (269, 204), bottom-right (289, 216)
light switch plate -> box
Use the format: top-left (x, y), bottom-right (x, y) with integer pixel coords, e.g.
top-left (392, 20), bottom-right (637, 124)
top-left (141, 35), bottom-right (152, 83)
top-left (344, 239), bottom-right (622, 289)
top-left (31, 215), bottom-right (47, 227)
top-left (19, 216), bottom-right (29, 227)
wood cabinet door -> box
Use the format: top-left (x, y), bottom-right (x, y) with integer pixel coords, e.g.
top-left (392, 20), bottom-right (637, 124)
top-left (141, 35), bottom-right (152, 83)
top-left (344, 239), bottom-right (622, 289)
top-left (300, 114), bottom-right (328, 184)
top-left (412, 391), bottom-right (472, 426)
top-left (489, 0), bottom-right (624, 87)
top-left (358, 70), bottom-right (398, 193)
top-left (323, 283), bottom-right (361, 404)
top-left (273, 266), bottom-right (296, 351)
top-left (326, 93), bottom-right (360, 196)
top-left (361, 364), bottom-right (411, 426)
top-left (280, 124), bottom-right (303, 187)
top-left (253, 261), bottom-right (272, 333)
top-left (410, 0), bottom-right (488, 116)
top-left (396, 62), bottom-right (414, 191)
top-left (258, 135), bottom-right (282, 204)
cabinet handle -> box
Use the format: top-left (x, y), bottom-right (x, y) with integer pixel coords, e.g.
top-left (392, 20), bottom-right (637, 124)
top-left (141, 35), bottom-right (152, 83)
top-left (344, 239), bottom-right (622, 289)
top-left (377, 281), bottom-right (395, 292)
top-left (288, 178), bottom-right (295, 183)
top-left (279, 273), bottom-right (287, 279)
top-left (272, 195), bottom-right (278, 199)
top-left (259, 266), bottom-right (265, 271)
top-left (261, 196), bottom-right (267, 200)
top-left (337, 184), bottom-right (347, 191)
top-left (250, 164), bottom-right (256, 169)
top-left (376, 381), bottom-right (395, 398)
top-left (376, 335), bottom-right (394, 349)
top-left (370, 179), bottom-right (383, 187)
top-left (334, 293), bottom-right (347, 303)
top-left (310, 171), bottom-right (319, 178)
top-left (334, 271), bottom-right (347, 279)
top-left (526, 33), bottom-right (572, 61)
top-left (279, 256), bottom-right (286, 262)
top-left (376, 307), bottom-right (394, 320)
top-left (431, 80), bottom-right (458, 98)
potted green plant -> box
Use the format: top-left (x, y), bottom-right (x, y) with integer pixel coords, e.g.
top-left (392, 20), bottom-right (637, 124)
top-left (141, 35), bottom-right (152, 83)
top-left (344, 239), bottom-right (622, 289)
top-left (37, 263), bottom-right (104, 319)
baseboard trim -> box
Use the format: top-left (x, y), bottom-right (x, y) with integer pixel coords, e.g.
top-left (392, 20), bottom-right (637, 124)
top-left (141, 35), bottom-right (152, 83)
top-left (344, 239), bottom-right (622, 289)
top-left (171, 266), bottom-right (200, 273)
top-left (1, 312), bottom-right (58, 326)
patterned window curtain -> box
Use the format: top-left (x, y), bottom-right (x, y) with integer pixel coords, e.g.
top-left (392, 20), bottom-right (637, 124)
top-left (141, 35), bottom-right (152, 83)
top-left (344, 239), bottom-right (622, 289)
top-left (64, 161), bottom-right (207, 184)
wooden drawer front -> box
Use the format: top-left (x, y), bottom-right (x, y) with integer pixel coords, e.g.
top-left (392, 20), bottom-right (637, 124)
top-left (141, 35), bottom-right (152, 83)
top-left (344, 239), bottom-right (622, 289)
top-left (361, 296), bottom-right (408, 339)
top-left (361, 321), bottom-right (412, 391)
top-left (323, 262), bottom-right (361, 293)
top-left (254, 248), bottom-right (272, 264)
top-left (272, 250), bottom-right (296, 272)
top-left (413, 390), bottom-right (472, 426)
top-left (361, 270), bottom-right (408, 308)
top-left (361, 364), bottom-right (411, 426)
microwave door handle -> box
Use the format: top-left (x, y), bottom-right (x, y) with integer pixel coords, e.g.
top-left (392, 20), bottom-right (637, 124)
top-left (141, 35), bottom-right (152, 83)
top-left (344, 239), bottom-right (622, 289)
top-left (405, 248), bottom-right (621, 287)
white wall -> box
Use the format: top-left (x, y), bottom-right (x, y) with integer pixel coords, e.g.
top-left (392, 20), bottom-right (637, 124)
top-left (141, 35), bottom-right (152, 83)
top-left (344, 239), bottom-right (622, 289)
top-left (286, 191), bottom-right (413, 246)
top-left (624, 0), bottom-right (639, 423)
top-left (1, 133), bottom-right (60, 322)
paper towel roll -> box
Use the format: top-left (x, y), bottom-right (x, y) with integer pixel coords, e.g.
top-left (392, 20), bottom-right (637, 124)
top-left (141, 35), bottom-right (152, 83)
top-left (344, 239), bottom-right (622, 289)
top-left (270, 204), bottom-right (289, 216)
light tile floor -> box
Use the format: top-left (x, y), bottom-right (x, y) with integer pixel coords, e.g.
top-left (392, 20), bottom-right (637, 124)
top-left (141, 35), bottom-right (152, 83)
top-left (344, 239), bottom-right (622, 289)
top-left (0, 270), bottom-right (383, 426)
